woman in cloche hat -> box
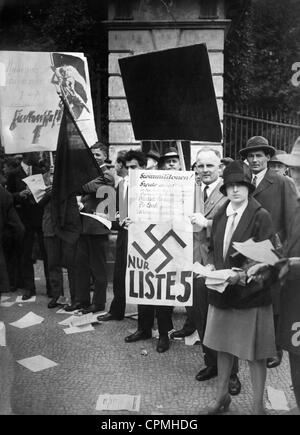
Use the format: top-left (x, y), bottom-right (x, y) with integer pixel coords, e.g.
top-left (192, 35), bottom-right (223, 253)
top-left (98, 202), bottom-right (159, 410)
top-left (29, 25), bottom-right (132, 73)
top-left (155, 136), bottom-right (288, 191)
top-left (199, 160), bottom-right (276, 415)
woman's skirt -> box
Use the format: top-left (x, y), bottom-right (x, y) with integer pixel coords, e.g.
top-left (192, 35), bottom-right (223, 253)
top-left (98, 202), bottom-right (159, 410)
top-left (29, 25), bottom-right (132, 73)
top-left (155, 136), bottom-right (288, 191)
top-left (203, 304), bottom-right (276, 361)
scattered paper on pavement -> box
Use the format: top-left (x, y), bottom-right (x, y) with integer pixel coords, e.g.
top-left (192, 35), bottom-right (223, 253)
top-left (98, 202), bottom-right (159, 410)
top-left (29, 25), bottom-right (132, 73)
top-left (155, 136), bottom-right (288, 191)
top-left (0, 296), bottom-right (11, 302)
top-left (266, 386), bottom-right (289, 411)
top-left (9, 312), bottom-right (44, 329)
top-left (58, 315), bottom-right (77, 326)
top-left (233, 238), bottom-right (279, 266)
top-left (0, 301), bottom-right (15, 307)
top-left (80, 212), bottom-right (112, 230)
top-left (0, 321), bottom-right (6, 346)
top-left (56, 308), bottom-right (72, 315)
top-left (63, 324), bottom-right (95, 334)
top-left (15, 295), bottom-right (36, 303)
top-left (96, 394), bottom-right (141, 412)
top-left (17, 355), bottom-right (58, 372)
top-left (69, 313), bottom-right (99, 327)
top-left (185, 330), bottom-right (200, 346)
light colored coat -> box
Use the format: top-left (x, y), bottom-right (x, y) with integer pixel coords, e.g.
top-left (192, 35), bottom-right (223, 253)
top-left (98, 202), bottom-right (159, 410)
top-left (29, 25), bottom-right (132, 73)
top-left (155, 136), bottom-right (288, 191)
top-left (193, 179), bottom-right (227, 265)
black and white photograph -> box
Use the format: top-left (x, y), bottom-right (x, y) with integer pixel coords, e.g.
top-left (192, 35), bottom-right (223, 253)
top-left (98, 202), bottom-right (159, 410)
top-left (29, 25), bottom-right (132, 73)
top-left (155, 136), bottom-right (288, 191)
top-left (1, 0), bottom-right (300, 421)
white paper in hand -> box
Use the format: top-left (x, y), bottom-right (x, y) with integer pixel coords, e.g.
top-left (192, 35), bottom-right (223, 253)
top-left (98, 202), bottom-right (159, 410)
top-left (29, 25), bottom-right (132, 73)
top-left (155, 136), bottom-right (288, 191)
top-left (23, 174), bottom-right (47, 203)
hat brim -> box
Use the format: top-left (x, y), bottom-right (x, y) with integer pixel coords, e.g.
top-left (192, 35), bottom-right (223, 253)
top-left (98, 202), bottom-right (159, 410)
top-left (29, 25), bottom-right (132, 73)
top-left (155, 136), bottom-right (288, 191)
top-left (220, 181), bottom-right (255, 196)
top-left (147, 154), bottom-right (160, 162)
top-left (277, 154), bottom-right (300, 167)
top-left (239, 145), bottom-right (276, 159)
top-left (159, 154), bottom-right (180, 162)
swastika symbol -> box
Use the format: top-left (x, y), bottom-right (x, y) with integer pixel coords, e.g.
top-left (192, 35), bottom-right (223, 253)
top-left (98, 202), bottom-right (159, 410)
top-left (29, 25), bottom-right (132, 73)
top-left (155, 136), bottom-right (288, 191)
top-left (132, 224), bottom-right (187, 273)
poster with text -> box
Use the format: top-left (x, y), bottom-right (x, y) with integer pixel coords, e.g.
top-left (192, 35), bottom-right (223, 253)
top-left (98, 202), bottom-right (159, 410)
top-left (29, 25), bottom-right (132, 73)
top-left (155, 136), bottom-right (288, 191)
top-left (0, 51), bottom-right (97, 153)
top-left (126, 170), bottom-right (194, 306)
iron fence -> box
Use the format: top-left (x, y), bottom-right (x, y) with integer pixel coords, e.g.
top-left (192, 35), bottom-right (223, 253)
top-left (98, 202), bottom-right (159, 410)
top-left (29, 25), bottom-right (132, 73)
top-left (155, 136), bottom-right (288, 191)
top-left (223, 106), bottom-right (300, 159)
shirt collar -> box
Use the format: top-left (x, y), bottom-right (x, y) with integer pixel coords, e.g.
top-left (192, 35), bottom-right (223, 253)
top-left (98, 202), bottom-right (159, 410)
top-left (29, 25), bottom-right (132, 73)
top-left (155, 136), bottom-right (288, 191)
top-left (202, 177), bottom-right (221, 193)
top-left (253, 168), bottom-right (267, 185)
top-left (226, 199), bottom-right (248, 217)
top-left (21, 161), bottom-right (30, 173)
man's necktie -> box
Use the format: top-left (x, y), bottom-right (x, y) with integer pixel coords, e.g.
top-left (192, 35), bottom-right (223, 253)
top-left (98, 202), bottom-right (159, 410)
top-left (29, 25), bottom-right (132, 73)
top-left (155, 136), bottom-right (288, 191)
top-left (252, 175), bottom-right (257, 188)
top-left (203, 185), bottom-right (209, 202)
top-left (223, 212), bottom-right (237, 259)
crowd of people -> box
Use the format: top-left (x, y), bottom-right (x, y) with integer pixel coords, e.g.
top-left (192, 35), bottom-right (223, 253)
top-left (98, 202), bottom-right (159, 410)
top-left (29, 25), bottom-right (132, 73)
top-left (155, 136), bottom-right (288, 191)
top-left (0, 135), bottom-right (300, 415)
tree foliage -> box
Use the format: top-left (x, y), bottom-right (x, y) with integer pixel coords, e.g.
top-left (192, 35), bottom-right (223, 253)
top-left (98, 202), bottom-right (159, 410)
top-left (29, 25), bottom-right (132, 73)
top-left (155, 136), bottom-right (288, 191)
top-left (225, 0), bottom-right (300, 114)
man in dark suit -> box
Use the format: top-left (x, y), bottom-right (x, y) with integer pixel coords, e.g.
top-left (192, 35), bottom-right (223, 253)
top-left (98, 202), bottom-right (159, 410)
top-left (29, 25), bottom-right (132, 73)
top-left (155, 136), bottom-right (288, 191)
top-left (98, 150), bottom-right (129, 321)
top-left (6, 152), bottom-right (50, 300)
top-left (240, 136), bottom-right (299, 368)
top-left (0, 185), bottom-right (24, 294)
top-left (65, 142), bottom-right (115, 314)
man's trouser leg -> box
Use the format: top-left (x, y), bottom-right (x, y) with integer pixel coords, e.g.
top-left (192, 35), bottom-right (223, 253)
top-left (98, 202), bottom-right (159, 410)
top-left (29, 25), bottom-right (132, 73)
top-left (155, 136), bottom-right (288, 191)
top-left (74, 235), bottom-right (91, 306)
top-left (138, 305), bottom-right (155, 333)
top-left (89, 235), bottom-right (108, 308)
top-left (21, 227), bottom-right (35, 292)
top-left (289, 352), bottom-right (300, 409)
top-left (156, 306), bottom-right (174, 336)
top-left (109, 229), bottom-right (127, 318)
top-left (43, 236), bottom-right (63, 299)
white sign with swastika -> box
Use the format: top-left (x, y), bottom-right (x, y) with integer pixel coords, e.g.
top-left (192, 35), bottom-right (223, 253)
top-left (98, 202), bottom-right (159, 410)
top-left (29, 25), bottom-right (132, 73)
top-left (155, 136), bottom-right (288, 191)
top-left (126, 170), bottom-right (194, 306)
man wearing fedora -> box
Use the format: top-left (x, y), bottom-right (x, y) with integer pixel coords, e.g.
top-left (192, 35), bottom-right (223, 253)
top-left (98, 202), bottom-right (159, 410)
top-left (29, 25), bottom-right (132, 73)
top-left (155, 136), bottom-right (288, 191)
top-left (146, 150), bottom-right (160, 170)
top-left (158, 147), bottom-right (181, 170)
top-left (240, 136), bottom-right (298, 369)
top-left (275, 137), bottom-right (300, 412)
top-left (267, 149), bottom-right (289, 177)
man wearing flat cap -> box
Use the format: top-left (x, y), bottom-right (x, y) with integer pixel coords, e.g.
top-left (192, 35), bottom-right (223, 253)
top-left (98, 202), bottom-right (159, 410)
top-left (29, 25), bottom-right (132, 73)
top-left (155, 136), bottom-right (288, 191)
top-left (240, 136), bottom-right (298, 369)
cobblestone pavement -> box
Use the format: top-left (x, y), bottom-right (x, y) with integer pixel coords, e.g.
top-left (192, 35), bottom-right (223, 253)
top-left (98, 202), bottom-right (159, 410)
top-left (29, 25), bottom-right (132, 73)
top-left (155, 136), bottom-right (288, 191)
top-left (0, 261), bottom-right (297, 416)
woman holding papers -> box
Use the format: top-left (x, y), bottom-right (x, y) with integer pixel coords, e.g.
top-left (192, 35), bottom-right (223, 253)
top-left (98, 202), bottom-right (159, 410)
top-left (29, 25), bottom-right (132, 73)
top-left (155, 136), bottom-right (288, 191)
top-left (200, 160), bottom-right (276, 415)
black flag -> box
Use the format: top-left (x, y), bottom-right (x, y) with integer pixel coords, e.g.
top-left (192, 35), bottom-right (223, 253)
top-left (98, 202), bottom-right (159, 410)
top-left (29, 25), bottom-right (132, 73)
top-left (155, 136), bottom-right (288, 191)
top-left (51, 108), bottom-right (102, 244)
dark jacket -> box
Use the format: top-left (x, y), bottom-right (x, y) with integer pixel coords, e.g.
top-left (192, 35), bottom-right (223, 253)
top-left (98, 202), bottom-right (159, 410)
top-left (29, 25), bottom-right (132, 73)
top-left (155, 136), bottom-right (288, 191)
top-left (6, 164), bottom-right (44, 228)
top-left (0, 186), bottom-right (24, 292)
top-left (253, 169), bottom-right (298, 244)
top-left (277, 198), bottom-right (300, 355)
top-left (79, 171), bottom-right (115, 235)
top-left (208, 196), bottom-right (275, 309)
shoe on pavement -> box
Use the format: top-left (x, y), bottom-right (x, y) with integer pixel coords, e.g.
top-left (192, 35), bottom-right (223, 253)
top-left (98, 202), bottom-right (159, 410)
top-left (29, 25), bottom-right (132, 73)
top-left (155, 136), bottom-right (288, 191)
top-left (125, 329), bottom-right (152, 343)
top-left (97, 312), bottom-right (123, 322)
top-left (195, 366), bottom-right (217, 382)
top-left (22, 290), bottom-right (36, 301)
top-left (170, 328), bottom-right (195, 339)
top-left (156, 335), bottom-right (170, 353)
top-left (267, 350), bottom-right (283, 369)
top-left (81, 303), bottom-right (105, 314)
top-left (228, 374), bottom-right (241, 396)
top-left (48, 297), bottom-right (60, 309)
top-left (64, 302), bottom-right (87, 312)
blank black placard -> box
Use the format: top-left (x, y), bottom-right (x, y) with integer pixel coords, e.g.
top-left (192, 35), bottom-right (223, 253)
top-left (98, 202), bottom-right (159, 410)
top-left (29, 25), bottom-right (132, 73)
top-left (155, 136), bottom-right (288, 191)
top-left (118, 43), bottom-right (222, 142)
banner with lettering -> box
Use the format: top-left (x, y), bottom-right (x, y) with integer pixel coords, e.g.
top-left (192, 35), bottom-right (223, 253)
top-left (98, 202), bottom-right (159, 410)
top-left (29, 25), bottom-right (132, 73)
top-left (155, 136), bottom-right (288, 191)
top-left (0, 51), bottom-right (97, 154)
top-left (126, 170), bottom-right (195, 306)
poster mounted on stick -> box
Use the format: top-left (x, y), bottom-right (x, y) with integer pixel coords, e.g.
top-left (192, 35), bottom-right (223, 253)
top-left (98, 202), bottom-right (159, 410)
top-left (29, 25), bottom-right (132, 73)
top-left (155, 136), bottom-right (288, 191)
top-left (126, 170), bottom-right (195, 307)
top-left (0, 51), bottom-right (97, 154)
